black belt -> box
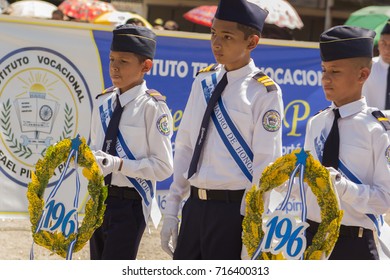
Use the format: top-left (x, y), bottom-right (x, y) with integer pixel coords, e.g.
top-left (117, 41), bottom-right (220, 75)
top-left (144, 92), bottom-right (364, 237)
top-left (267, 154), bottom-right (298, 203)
top-left (190, 186), bottom-right (244, 202)
top-left (307, 219), bottom-right (373, 238)
top-left (108, 186), bottom-right (141, 200)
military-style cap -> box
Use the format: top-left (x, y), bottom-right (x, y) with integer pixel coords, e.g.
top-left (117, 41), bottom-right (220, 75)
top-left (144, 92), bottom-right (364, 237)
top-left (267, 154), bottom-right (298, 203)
top-left (381, 20), bottom-right (390, 35)
top-left (319, 25), bottom-right (375, 62)
top-left (111, 24), bottom-right (156, 59)
top-left (214, 0), bottom-right (269, 32)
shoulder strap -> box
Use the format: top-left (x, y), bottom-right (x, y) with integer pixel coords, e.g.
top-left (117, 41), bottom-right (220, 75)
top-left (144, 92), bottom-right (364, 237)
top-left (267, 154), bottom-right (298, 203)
top-left (146, 89), bottom-right (166, 102)
top-left (314, 106), bottom-right (331, 116)
top-left (372, 110), bottom-right (390, 131)
top-left (96, 86), bottom-right (115, 99)
top-left (196, 63), bottom-right (220, 76)
top-left (252, 71), bottom-right (278, 92)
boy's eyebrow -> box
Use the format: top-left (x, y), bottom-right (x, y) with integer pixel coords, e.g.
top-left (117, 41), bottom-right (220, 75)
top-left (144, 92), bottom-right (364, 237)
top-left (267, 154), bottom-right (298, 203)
top-left (210, 28), bottom-right (236, 35)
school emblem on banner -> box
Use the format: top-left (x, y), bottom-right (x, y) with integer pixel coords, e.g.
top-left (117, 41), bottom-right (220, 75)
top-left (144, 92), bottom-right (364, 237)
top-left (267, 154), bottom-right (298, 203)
top-left (0, 47), bottom-right (93, 187)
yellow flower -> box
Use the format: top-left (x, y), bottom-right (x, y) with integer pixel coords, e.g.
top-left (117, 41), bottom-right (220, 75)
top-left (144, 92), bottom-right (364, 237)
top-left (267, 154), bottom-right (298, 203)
top-left (315, 177), bottom-right (328, 191)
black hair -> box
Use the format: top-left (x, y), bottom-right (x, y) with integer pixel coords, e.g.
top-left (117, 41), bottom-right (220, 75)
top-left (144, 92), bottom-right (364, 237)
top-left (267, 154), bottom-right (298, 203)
top-left (237, 23), bottom-right (260, 39)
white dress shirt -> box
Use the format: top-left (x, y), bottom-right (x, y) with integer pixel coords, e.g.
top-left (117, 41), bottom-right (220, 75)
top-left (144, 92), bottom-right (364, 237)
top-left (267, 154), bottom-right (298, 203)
top-left (363, 56), bottom-right (390, 110)
top-left (90, 81), bottom-right (174, 218)
top-left (304, 98), bottom-right (390, 230)
top-left (164, 60), bottom-right (284, 216)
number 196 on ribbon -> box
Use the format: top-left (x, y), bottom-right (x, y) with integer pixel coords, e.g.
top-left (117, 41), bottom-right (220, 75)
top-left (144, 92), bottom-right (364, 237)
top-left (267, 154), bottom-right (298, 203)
top-left (260, 211), bottom-right (309, 259)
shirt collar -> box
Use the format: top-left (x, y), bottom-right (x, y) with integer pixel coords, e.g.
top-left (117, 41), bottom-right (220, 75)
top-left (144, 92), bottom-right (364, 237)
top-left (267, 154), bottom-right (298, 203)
top-left (331, 97), bottom-right (367, 118)
top-left (116, 81), bottom-right (147, 107)
top-left (223, 59), bottom-right (257, 82)
top-left (378, 56), bottom-right (390, 69)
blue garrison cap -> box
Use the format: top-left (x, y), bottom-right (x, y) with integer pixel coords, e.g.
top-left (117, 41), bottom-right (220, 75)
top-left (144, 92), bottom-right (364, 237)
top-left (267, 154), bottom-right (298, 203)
top-left (215, 0), bottom-right (269, 32)
top-left (319, 25), bottom-right (375, 62)
top-left (381, 20), bottom-right (390, 35)
top-left (111, 24), bottom-right (156, 59)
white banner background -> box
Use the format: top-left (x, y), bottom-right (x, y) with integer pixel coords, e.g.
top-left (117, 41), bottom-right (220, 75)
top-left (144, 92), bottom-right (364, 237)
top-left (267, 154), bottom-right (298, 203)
top-left (0, 16), bottom-right (105, 217)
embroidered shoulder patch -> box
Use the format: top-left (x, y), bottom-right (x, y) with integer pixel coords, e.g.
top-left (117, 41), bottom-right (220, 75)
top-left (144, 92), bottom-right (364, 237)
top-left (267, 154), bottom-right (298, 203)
top-left (95, 86), bottom-right (115, 99)
top-left (156, 114), bottom-right (170, 136)
top-left (252, 71), bottom-right (278, 92)
top-left (386, 146), bottom-right (390, 165)
top-left (372, 110), bottom-right (390, 131)
top-left (196, 64), bottom-right (220, 76)
top-left (146, 89), bottom-right (166, 102)
top-left (262, 110), bottom-right (281, 132)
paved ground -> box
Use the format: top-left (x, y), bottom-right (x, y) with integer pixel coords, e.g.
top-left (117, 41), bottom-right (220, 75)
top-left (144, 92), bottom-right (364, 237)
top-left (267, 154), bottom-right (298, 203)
top-left (1, 215), bottom-right (389, 260)
top-left (0, 218), bottom-right (169, 260)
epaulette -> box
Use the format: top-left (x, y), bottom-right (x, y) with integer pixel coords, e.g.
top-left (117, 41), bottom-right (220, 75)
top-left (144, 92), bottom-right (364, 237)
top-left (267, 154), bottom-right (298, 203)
top-left (196, 63), bottom-right (220, 76)
top-left (146, 89), bottom-right (166, 102)
top-left (314, 106), bottom-right (331, 116)
top-left (96, 86), bottom-right (115, 99)
top-left (252, 71), bottom-right (278, 92)
top-left (372, 110), bottom-right (390, 130)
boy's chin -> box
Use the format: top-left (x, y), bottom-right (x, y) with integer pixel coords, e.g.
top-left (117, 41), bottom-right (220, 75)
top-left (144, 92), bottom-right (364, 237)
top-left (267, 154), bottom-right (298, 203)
top-left (214, 56), bottom-right (224, 64)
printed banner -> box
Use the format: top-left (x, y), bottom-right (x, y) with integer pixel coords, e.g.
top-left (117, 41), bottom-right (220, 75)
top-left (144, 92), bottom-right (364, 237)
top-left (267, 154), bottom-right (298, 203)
top-left (0, 16), bottom-right (327, 217)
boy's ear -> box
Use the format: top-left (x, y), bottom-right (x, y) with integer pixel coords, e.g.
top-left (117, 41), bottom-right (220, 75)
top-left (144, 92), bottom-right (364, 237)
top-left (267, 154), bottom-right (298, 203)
top-left (358, 67), bottom-right (370, 83)
top-left (142, 59), bottom-right (153, 73)
top-left (248, 35), bottom-right (260, 50)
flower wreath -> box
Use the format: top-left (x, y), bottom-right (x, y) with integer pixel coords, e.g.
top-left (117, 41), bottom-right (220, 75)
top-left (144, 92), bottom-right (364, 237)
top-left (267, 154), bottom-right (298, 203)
top-left (243, 149), bottom-right (343, 260)
top-left (27, 137), bottom-right (107, 258)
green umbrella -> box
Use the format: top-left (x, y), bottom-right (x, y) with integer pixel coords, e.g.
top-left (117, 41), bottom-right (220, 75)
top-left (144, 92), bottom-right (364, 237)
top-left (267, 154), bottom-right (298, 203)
top-left (345, 5), bottom-right (390, 45)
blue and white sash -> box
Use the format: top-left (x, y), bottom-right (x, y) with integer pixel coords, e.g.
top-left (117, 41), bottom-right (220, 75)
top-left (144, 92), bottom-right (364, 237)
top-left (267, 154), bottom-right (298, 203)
top-left (316, 139), bottom-right (385, 236)
top-left (99, 96), bottom-right (159, 226)
top-left (338, 162), bottom-right (383, 235)
top-left (201, 74), bottom-right (253, 182)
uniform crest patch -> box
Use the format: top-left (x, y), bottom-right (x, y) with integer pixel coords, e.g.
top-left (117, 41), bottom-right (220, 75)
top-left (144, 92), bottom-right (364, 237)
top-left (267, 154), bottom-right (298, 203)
top-left (157, 114), bottom-right (170, 136)
top-left (262, 110), bottom-right (281, 132)
top-left (386, 145), bottom-right (390, 165)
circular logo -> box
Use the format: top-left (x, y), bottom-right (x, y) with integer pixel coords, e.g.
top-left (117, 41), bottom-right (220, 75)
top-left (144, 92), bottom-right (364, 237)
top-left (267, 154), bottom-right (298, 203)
top-left (262, 110), bottom-right (281, 132)
top-left (0, 47), bottom-right (93, 187)
top-left (39, 105), bottom-right (53, 121)
top-left (386, 145), bottom-right (390, 165)
top-left (156, 114), bottom-right (170, 136)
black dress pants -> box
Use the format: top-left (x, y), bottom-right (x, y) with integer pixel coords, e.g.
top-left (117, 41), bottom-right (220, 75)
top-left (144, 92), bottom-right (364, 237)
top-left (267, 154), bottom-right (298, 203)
top-left (90, 195), bottom-right (146, 260)
top-left (173, 196), bottom-right (243, 260)
top-left (306, 220), bottom-right (379, 260)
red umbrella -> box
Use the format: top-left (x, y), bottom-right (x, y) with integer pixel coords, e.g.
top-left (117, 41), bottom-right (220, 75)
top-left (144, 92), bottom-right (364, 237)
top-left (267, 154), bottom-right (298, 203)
top-left (58, 0), bottom-right (116, 22)
top-left (183, 5), bottom-right (217, 28)
top-left (183, 1), bottom-right (303, 30)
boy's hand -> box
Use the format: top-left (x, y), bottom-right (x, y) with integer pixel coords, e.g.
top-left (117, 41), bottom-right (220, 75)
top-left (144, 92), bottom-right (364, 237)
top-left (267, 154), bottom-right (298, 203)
top-left (326, 167), bottom-right (351, 197)
top-left (93, 150), bottom-right (122, 176)
top-left (160, 215), bottom-right (179, 257)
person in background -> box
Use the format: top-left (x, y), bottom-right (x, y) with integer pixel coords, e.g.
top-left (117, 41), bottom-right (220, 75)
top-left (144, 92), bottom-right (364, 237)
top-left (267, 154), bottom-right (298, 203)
top-left (362, 21), bottom-right (390, 112)
top-left (126, 17), bottom-right (145, 27)
top-left (164, 20), bottom-right (179, 31)
top-left (153, 18), bottom-right (164, 30)
top-left (51, 9), bottom-right (65, 21)
top-left (89, 24), bottom-right (174, 260)
top-left (303, 25), bottom-right (390, 259)
top-left (160, 0), bottom-right (283, 260)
